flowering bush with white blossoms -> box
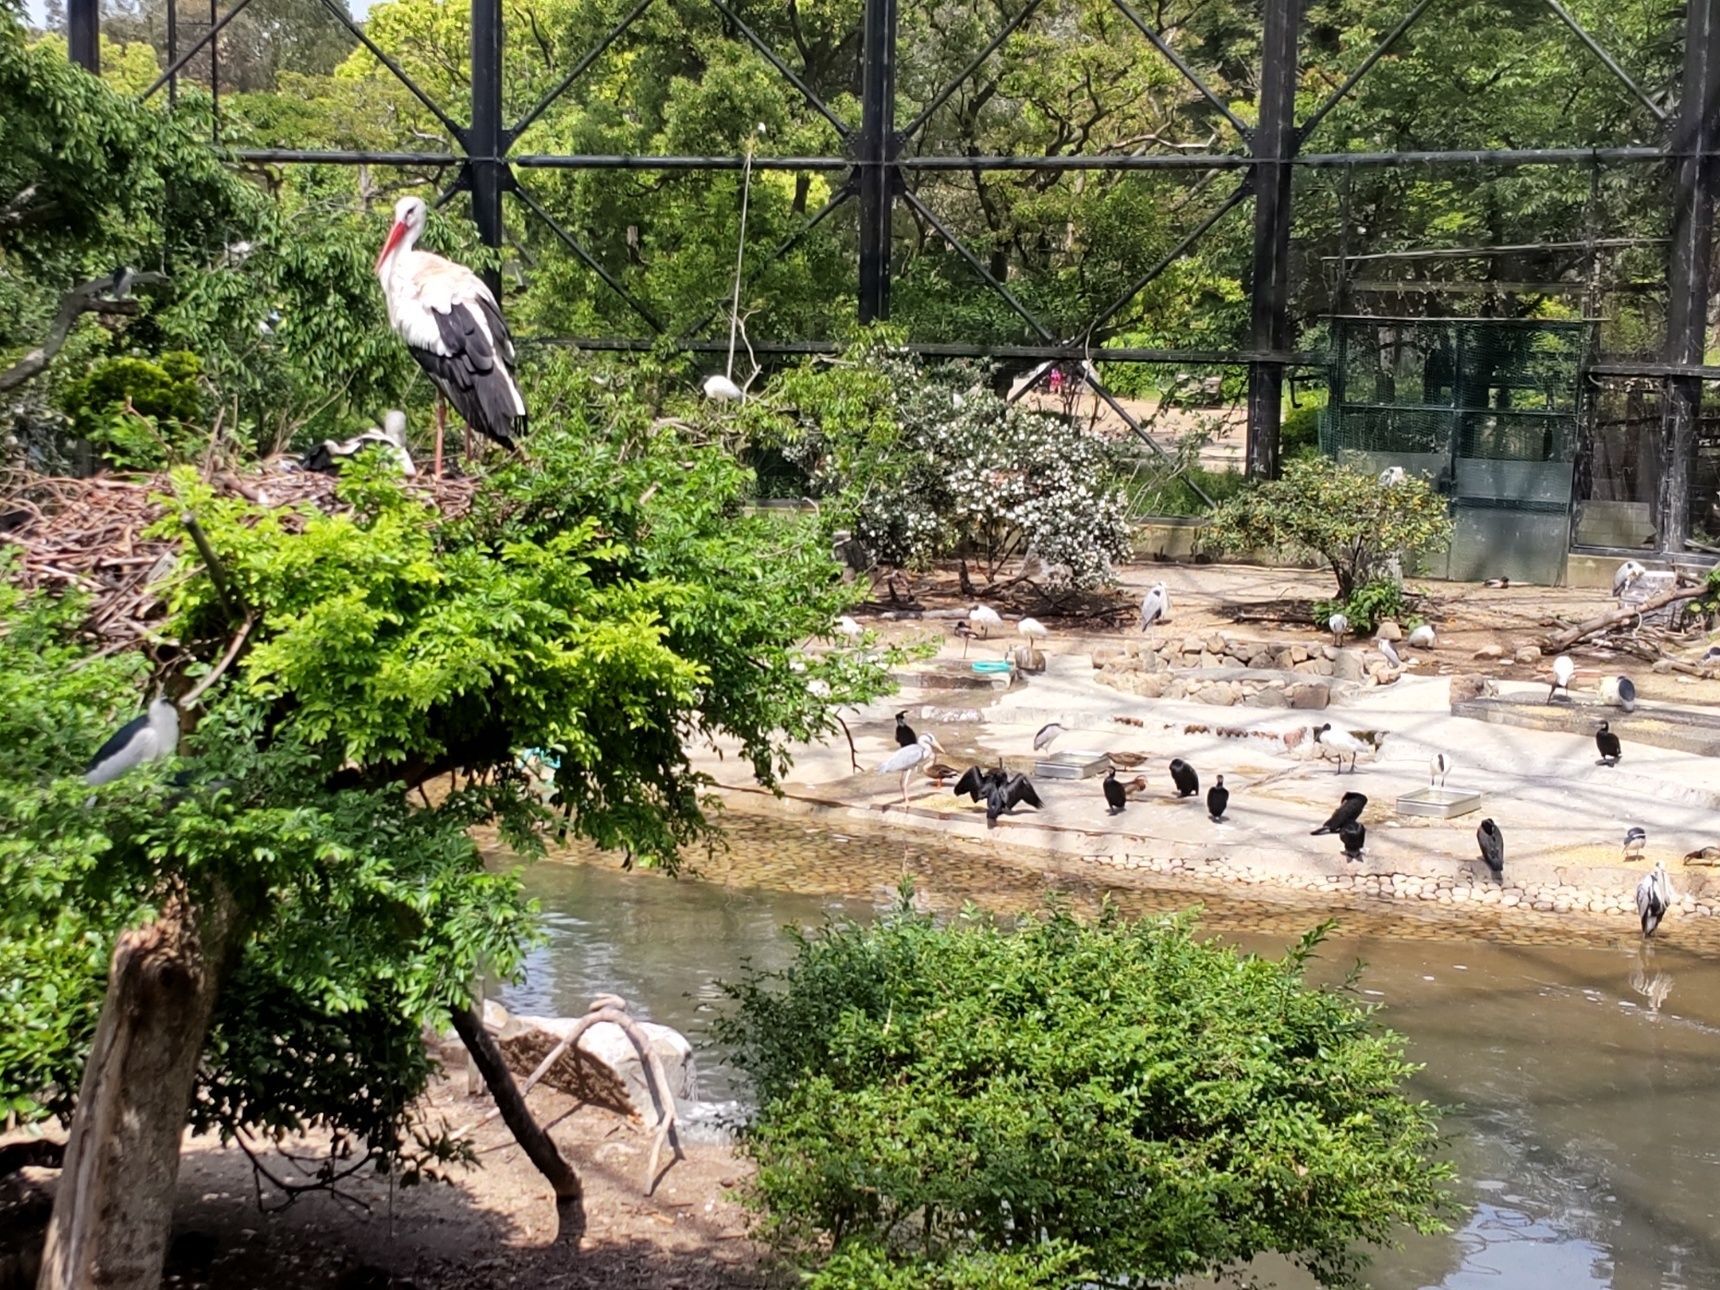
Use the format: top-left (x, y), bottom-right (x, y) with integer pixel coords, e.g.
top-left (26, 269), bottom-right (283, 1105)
top-left (762, 349), bottom-right (1131, 590)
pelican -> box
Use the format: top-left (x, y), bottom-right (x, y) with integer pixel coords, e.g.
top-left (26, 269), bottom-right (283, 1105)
top-left (877, 733), bottom-right (945, 808)
top-left (1207, 775), bottom-right (1229, 822)
top-left (1548, 655), bottom-right (1575, 704)
top-left (969, 604), bottom-right (1003, 638)
top-left (1032, 722), bottom-right (1064, 754)
top-left (1139, 582), bottom-right (1170, 631)
top-left (1476, 818), bottom-right (1504, 882)
top-left (1102, 769), bottom-right (1126, 815)
top-left (1313, 723), bottom-right (1370, 773)
top-left (1429, 752), bottom-right (1452, 787)
top-left (85, 698), bottom-right (179, 786)
top-left (834, 615), bottom-right (864, 640)
top-left (1636, 860), bottom-right (1673, 937)
top-left (1169, 758), bottom-right (1199, 798)
top-left (1623, 826), bottom-right (1647, 861)
top-left (1407, 623), bottom-right (1436, 649)
top-left (1596, 720), bottom-right (1622, 766)
top-left (702, 373), bottom-right (743, 401)
top-left (1613, 559), bottom-right (1647, 599)
top-left (1311, 791), bottom-right (1367, 836)
top-left (1379, 466), bottom-right (1407, 486)
top-left (1328, 612), bottom-right (1350, 647)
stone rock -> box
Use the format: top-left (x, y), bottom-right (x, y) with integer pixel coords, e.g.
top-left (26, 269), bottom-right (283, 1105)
top-left (1322, 644), bottom-right (1339, 661)
top-left (1513, 645), bottom-right (1541, 665)
top-left (1448, 674), bottom-right (1491, 703)
top-left (1246, 650), bottom-right (1276, 670)
top-left (1251, 684), bottom-right (1288, 708)
top-left (1207, 682), bottom-right (1239, 706)
top-left (1290, 645), bottom-right (1310, 663)
top-left (1286, 681), bottom-right (1330, 710)
top-left (1375, 619), bottom-right (1403, 642)
top-left (1205, 632), bottom-right (1227, 654)
top-left (1331, 651), bottom-right (1367, 682)
top-left (1199, 651), bottom-right (1222, 668)
top-left (1092, 646), bottom-right (1122, 669)
top-left (1472, 644), bottom-right (1504, 659)
top-left (496, 1009), bottom-right (697, 1121)
top-left (1181, 635), bottom-right (1205, 655)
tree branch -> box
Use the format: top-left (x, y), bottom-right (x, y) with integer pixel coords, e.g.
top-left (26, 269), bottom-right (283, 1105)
top-left (0, 270), bottom-right (167, 393)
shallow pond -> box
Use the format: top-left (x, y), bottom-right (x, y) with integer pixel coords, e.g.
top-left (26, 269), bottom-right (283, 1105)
top-left (500, 812), bottom-right (1720, 1290)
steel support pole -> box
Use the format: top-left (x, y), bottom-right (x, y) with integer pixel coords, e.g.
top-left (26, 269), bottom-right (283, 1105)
top-left (67, 0), bottom-right (99, 71)
top-left (857, 0), bottom-right (897, 324)
top-left (1245, 0), bottom-right (1302, 478)
top-left (470, 0), bottom-right (508, 299)
top-left (1658, 0), bottom-right (1720, 553)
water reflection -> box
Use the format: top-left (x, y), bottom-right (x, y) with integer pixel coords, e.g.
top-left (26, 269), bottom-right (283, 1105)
top-left (502, 813), bottom-right (1720, 1290)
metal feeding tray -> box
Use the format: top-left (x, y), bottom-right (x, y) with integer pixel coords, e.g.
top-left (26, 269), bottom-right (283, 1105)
top-left (1396, 786), bottom-right (1482, 819)
top-left (1034, 751), bottom-right (1110, 781)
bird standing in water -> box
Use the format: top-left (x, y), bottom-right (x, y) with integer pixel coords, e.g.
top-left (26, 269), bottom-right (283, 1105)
top-left (1637, 861), bottom-right (1673, 937)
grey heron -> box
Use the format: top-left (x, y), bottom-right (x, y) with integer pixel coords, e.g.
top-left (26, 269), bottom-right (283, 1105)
top-left (876, 733), bottom-right (945, 808)
top-left (1637, 860), bottom-right (1673, 937)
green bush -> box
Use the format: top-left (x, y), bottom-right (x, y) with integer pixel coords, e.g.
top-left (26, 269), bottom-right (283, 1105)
top-left (1204, 457), bottom-right (1453, 597)
top-left (721, 900), bottom-right (1451, 1288)
top-left (1280, 401), bottom-right (1323, 461)
top-left (58, 350), bottom-right (207, 470)
top-left (1315, 578), bottom-right (1412, 635)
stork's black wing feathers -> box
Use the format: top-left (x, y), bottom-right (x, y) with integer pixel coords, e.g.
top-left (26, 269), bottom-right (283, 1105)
top-left (418, 302), bottom-right (523, 449)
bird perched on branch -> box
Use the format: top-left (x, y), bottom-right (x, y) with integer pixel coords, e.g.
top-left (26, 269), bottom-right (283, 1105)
top-left (1637, 860), bottom-right (1673, 938)
top-left (1207, 775), bottom-right (1229, 822)
top-left (86, 698), bottom-right (179, 786)
top-left (1312, 792), bottom-right (1367, 837)
top-left (702, 373), bottom-right (743, 402)
top-left (1169, 758), bottom-right (1199, 798)
top-left (1139, 582), bottom-right (1170, 631)
top-left (876, 733), bottom-right (945, 808)
top-left (1596, 720), bottom-right (1622, 766)
top-left (375, 196), bottom-right (525, 472)
top-left (1547, 655), bottom-right (1575, 704)
top-left (303, 410), bottom-right (416, 477)
top-left (1476, 818), bottom-right (1504, 882)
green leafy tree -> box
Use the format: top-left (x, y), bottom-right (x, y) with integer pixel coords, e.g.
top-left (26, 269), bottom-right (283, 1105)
top-left (1203, 456), bottom-right (1454, 597)
top-left (5, 395), bottom-right (896, 1286)
top-left (721, 901), bottom-right (1451, 1288)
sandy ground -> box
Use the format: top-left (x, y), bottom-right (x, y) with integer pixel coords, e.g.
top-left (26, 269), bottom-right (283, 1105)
top-left (4, 1037), bottom-right (770, 1290)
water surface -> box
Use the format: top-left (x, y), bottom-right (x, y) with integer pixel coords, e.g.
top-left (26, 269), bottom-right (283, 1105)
top-left (501, 814), bottom-right (1720, 1290)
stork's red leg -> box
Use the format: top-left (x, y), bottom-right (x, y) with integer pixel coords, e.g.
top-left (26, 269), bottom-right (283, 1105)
top-left (434, 397), bottom-right (446, 479)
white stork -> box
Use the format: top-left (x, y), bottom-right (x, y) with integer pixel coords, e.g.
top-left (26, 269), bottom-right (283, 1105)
top-left (375, 196), bottom-right (526, 475)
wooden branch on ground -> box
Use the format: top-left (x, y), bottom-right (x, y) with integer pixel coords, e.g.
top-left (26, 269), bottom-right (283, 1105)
top-left (449, 1003), bottom-right (586, 1228)
top-left (1540, 584), bottom-right (1705, 652)
top-left (451, 994), bottom-right (685, 1197)
top-left (0, 270), bottom-right (167, 393)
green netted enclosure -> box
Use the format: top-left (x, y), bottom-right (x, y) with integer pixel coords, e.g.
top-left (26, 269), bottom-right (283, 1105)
top-left (1322, 318), bottom-right (1592, 584)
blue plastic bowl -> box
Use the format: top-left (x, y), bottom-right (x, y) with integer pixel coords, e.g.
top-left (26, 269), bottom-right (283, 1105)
top-left (971, 660), bottom-right (1012, 675)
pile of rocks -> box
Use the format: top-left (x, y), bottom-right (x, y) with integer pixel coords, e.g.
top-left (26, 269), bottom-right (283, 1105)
top-left (1081, 853), bottom-right (1715, 920)
top-left (1092, 633), bottom-right (1399, 709)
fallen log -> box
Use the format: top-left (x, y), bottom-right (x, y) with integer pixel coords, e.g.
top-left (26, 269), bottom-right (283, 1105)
top-left (1540, 584), bottom-right (1704, 653)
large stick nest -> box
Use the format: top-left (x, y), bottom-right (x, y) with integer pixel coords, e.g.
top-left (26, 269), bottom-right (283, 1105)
top-left (1, 464), bottom-right (480, 652)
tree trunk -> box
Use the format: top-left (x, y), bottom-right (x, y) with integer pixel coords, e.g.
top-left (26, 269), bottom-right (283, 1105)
top-left (37, 879), bottom-right (245, 1290)
top-left (448, 1004), bottom-right (587, 1238)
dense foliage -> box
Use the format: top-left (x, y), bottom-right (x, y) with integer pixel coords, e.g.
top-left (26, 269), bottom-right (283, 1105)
top-left (1204, 457), bottom-right (1455, 596)
top-left (721, 900), bottom-right (1451, 1288)
top-left (751, 347), bottom-right (1132, 588)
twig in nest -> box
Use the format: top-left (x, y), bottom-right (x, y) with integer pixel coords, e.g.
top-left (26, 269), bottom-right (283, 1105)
top-left (181, 612), bottom-right (257, 708)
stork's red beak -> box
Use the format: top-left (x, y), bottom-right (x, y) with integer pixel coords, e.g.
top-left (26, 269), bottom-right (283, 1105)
top-left (376, 220), bottom-right (407, 270)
